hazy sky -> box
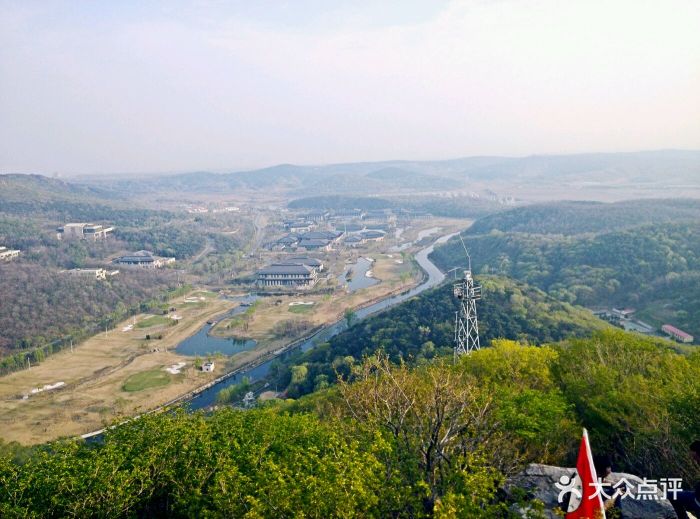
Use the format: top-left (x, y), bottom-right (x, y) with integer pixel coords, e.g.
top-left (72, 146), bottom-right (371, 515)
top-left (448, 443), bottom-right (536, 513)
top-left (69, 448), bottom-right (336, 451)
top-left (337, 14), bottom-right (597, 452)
top-left (1, 0), bottom-right (699, 175)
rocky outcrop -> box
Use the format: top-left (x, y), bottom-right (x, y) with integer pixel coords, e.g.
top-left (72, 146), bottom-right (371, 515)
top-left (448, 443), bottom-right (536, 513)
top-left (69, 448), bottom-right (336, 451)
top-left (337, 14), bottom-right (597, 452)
top-left (505, 463), bottom-right (678, 518)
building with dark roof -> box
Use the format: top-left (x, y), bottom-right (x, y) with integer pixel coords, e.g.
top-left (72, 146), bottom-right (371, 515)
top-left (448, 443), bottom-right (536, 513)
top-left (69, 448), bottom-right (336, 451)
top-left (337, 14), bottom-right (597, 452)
top-left (113, 250), bottom-right (175, 268)
top-left (277, 234), bottom-right (300, 246)
top-left (298, 239), bottom-right (331, 251)
top-left (303, 211), bottom-right (329, 223)
top-left (344, 235), bottom-right (364, 247)
top-left (360, 230), bottom-right (386, 241)
top-left (284, 257), bottom-right (325, 271)
top-left (257, 263), bottom-right (318, 288)
top-left (301, 230), bottom-right (343, 241)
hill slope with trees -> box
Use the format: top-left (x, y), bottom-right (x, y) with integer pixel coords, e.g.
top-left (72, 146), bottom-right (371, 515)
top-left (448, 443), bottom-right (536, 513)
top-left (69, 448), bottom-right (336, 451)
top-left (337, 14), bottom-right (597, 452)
top-left (273, 275), bottom-right (607, 399)
top-left (465, 198), bottom-right (700, 236)
top-left (431, 213), bottom-right (700, 339)
top-left (1, 331), bottom-right (698, 517)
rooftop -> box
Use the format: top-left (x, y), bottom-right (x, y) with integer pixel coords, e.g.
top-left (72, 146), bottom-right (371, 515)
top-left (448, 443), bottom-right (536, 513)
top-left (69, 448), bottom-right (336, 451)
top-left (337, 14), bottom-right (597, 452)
top-left (662, 324), bottom-right (693, 340)
top-left (298, 239), bottom-right (330, 247)
top-left (258, 263), bottom-right (315, 275)
top-left (285, 257), bottom-right (323, 266)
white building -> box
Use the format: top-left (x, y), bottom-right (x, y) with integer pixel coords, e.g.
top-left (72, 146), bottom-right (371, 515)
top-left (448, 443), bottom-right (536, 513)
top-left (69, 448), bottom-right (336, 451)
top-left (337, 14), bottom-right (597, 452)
top-left (202, 361), bottom-right (215, 372)
top-left (0, 246), bottom-right (20, 261)
top-left (61, 268), bottom-right (117, 280)
top-left (57, 223), bottom-right (114, 241)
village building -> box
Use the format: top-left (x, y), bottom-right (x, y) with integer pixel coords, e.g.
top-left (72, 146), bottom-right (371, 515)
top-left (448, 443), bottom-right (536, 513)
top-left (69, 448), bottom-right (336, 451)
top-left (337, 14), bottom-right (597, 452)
top-left (297, 239), bottom-right (331, 251)
top-left (0, 246), bottom-right (20, 261)
top-left (360, 230), bottom-right (386, 242)
top-left (302, 211), bottom-right (329, 223)
top-left (612, 308), bottom-right (636, 319)
top-left (113, 250), bottom-right (175, 268)
top-left (283, 220), bottom-right (315, 233)
top-left (301, 230), bottom-right (343, 242)
top-left (364, 210), bottom-right (392, 221)
top-left (661, 324), bottom-right (694, 343)
top-left (61, 268), bottom-right (117, 280)
top-left (275, 234), bottom-right (300, 248)
top-left (57, 223), bottom-right (114, 241)
top-left (344, 235), bottom-right (364, 247)
top-left (257, 263), bottom-right (319, 288)
top-left (289, 222), bottom-right (313, 233)
top-left (201, 361), bottom-right (215, 372)
top-left (337, 221), bottom-right (366, 232)
top-left (283, 257), bottom-right (325, 272)
top-left (330, 209), bottom-right (365, 220)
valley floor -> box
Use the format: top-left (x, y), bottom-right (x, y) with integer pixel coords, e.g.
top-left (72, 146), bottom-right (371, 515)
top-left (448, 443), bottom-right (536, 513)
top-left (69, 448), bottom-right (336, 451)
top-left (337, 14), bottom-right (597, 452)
top-left (1, 218), bottom-right (471, 444)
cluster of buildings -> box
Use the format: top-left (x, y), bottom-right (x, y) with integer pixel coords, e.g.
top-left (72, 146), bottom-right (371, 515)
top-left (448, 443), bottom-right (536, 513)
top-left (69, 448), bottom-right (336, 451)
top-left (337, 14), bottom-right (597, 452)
top-left (57, 223), bottom-right (114, 241)
top-left (594, 307), bottom-right (695, 344)
top-left (344, 230), bottom-right (386, 247)
top-left (257, 257), bottom-right (325, 289)
top-left (274, 227), bottom-right (388, 251)
top-left (0, 246), bottom-right (20, 261)
top-left (112, 250), bottom-right (176, 269)
top-left (274, 230), bottom-right (344, 252)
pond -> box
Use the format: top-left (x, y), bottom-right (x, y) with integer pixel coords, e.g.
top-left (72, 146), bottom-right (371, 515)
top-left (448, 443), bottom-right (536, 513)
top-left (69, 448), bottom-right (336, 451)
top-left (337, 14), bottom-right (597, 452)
top-left (337, 257), bottom-right (380, 292)
top-left (174, 294), bottom-right (259, 356)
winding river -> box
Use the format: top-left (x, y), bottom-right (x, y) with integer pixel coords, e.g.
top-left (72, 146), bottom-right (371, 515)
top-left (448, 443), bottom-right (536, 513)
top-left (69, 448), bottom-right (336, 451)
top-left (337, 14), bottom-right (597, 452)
top-left (184, 232), bottom-right (457, 410)
top-left (80, 233), bottom-right (457, 439)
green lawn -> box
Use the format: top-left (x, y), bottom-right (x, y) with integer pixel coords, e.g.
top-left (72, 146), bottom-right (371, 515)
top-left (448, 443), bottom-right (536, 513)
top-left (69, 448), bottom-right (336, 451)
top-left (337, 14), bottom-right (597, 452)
top-left (122, 369), bottom-right (172, 392)
top-left (288, 304), bottom-right (315, 314)
top-left (136, 315), bottom-right (172, 328)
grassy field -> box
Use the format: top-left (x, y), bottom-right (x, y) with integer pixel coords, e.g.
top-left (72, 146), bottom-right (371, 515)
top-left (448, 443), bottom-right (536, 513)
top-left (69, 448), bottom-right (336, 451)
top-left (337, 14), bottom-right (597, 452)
top-left (0, 290), bottom-right (233, 444)
top-left (122, 369), bottom-right (171, 392)
top-left (288, 304), bottom-right (315, 314)
top-left (136, 315), bottom-right (173, 328)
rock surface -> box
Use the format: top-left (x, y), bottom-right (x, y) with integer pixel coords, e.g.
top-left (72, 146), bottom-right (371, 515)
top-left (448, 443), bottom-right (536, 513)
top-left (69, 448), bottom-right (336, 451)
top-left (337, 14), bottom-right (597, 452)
top-left (505, 463), bottom-right (678, 518)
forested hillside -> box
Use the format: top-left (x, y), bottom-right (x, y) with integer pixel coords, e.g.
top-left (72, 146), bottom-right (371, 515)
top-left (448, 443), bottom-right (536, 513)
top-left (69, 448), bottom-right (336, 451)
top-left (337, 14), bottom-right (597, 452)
top-left (0, 176), bottom-right (253, 374)
top-left (0, 174), bottom-right (170, 225)
top-left (1, 331), bottom-right (697, 517)
top-left (466, 199), bottom-right (700, 235)
top-left (274, 276), bottom-right (606, 398)
top-left (0, 264), bottom-right (180, 372)
top-left (431, 219), bottom-right (700, 339)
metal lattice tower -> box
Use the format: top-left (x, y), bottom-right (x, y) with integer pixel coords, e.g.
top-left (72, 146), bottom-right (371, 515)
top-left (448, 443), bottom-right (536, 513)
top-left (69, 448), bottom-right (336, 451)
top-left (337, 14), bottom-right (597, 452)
top-left (453, 245), bottom-right (481, 358)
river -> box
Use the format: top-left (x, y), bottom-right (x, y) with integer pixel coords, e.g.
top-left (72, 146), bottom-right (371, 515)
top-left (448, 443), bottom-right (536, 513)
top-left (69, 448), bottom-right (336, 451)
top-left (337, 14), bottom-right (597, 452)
top-left (185, 232), bottom-right (457, 410)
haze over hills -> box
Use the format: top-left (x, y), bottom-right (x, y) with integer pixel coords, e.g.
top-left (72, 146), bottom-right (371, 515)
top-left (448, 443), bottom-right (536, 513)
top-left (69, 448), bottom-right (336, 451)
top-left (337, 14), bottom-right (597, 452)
top-left (48, 149), bottom-right (700, 200)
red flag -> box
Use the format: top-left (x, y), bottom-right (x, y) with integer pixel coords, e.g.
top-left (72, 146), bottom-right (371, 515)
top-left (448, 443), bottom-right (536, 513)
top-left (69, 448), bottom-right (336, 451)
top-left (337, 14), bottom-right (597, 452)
top-left (566, 428), bottom-right (605, 519)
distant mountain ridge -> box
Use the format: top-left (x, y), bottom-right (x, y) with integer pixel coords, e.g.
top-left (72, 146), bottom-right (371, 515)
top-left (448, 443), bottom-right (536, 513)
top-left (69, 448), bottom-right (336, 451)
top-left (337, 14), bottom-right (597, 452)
top-left (5, 149), bottom-right (700, 196)
top-left (0, 174), bottom-right (118, 202)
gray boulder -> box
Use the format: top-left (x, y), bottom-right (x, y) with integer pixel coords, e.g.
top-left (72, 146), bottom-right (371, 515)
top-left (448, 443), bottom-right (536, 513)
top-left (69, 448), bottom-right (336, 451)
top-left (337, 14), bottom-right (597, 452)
top-left (505, 463), bottom-right (678, 518)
